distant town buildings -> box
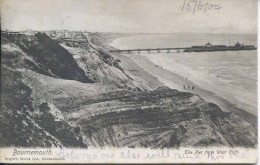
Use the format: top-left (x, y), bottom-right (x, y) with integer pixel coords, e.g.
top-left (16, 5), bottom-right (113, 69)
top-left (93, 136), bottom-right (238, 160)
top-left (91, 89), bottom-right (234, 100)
top-left (1, 30), bottom-right (85, 39)
top-left (45, 30), bottom-right (83, 39)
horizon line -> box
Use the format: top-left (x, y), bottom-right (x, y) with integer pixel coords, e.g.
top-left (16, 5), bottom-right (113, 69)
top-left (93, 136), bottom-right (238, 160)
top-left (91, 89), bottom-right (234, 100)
top-left (0, 29), bottom-right (257, 35)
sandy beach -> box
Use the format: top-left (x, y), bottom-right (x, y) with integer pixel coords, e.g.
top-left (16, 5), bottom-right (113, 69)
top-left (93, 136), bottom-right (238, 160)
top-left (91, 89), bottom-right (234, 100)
top-left (123, 52), bottom-right (257, 115)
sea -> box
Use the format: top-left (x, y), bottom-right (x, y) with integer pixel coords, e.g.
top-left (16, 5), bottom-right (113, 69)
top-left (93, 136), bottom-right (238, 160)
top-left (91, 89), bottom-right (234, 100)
top-left (110, 33), bottom-right (257, 114)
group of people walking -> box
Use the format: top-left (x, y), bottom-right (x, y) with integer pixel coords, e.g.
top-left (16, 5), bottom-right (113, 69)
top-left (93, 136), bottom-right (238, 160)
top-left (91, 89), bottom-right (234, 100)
top-left (183, 85), bottom-right (194, 90)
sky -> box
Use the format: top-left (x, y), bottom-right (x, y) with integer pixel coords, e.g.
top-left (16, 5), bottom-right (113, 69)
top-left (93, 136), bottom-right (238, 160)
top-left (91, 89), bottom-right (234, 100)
top-left (0, 0), bottom-right (257, 34)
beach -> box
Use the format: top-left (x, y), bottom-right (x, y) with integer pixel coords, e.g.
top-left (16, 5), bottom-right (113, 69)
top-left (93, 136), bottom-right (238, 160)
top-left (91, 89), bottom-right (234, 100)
top-left (125, 52), bottom-right (256, 115)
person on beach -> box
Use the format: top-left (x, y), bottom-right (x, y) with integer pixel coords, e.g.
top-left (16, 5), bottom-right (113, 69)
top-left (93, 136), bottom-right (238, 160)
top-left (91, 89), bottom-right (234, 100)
top-left (188, 85), bottom-right (190, 89)
top-left (183, 85), bottom-right (186, 89)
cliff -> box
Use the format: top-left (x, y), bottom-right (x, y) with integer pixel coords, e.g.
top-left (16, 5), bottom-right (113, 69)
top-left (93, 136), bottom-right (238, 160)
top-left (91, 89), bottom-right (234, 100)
top-left (0, 32), bottom-right (257, 148)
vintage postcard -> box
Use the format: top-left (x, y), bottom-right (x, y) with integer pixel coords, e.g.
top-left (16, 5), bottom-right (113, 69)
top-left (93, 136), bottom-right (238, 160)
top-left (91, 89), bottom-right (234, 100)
top-left (0, 0), bottom-right (258, 163)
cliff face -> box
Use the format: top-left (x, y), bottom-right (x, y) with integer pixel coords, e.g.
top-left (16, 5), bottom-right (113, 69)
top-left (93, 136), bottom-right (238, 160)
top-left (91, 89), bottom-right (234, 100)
top-left (0, 32), bottom-right (257, 148)
top-left (76, 88), bottom-right (256, 148)
top-left (2, 33), bottom-right (93, 83)
top-left (59, 33), bottom-right (149, 91)
top-left (0, 66), bottom-right (86, 147)
top-left (1, 34), bottom-right (92, 147)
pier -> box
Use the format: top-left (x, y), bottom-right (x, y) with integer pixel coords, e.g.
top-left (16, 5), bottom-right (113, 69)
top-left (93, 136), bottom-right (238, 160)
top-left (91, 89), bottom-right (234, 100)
top-left (109, 47), bottom-right (187, 53)
top-left (109, 42), bottom-right (257, 53)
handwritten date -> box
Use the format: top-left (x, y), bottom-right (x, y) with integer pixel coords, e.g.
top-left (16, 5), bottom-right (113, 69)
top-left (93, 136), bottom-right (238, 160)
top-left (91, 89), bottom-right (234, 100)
top-left (182, 0), bottom-right (222, 15)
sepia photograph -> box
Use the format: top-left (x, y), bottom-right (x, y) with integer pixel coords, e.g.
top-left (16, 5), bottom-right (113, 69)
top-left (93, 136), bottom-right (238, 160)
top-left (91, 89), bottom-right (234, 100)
top-left (0, 0), bottom-right (258, 163)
